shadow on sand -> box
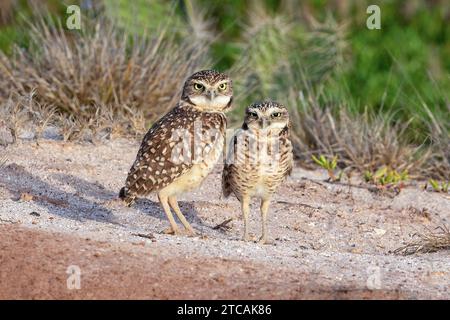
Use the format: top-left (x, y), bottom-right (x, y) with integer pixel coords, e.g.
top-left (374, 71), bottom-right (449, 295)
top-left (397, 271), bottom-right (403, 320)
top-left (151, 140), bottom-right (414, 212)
top-left (0, 163), bottom-right (205, 229)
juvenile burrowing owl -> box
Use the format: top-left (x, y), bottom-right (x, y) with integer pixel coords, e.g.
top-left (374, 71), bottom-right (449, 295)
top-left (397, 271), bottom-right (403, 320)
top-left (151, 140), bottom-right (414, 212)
top-left (120, 70), bottom-right (233, 235)
top-left (222, 100), bottom-right (293, 244)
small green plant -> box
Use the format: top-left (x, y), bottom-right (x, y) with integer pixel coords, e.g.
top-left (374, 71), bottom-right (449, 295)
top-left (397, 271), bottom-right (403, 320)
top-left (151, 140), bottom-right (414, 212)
top-left (311, 155), bottom-right (342, 181)
top-left (427, 179), bottom-right (449, 193)
top-left (364, 166), bottom-right (409, 188)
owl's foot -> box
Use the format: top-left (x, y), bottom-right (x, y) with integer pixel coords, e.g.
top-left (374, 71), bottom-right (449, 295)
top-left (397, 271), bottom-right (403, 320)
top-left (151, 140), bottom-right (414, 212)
top-left (258, 237), bottom-right (272, 245)
top-left (184, 227), bottom-right (197, 237)
top-left (162, 226), bottom-right (197, 237)
top-left (162, 226), bottom-right (180, 235)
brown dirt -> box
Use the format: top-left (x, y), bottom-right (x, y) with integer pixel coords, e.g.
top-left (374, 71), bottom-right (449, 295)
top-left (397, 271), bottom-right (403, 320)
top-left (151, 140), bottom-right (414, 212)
top-left (0, 140), bottom-right (449, 299)
top-left (0, 224), bottom-right (404, 299)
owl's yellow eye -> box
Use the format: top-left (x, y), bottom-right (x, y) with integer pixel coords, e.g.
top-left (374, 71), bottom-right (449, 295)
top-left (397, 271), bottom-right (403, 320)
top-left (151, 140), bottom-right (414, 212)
top-left (194, 83), bottom-right (204, 91)
top-left (218, 83), bottom-right (227, 91)
top-left (272, 112), bottom-right (282, 118)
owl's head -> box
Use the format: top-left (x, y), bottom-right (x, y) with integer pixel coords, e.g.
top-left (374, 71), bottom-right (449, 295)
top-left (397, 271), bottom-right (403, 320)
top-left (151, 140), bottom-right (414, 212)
top-left (181, 70), bottom-right (233, 112)
top-left (243, 100), bottom-right (290, 133)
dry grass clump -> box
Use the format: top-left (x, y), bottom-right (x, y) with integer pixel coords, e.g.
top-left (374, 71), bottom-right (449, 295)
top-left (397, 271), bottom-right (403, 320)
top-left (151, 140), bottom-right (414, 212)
top-left (285, 81), bottom-right (449, 179)
top-left (228, 8), bottom-right (449, 180)
top-left (0, 17), bottom-right (207, 131)
top-left (287, 87), bottom-right (426, 176)
top-left (421, 104), bottom-right (450, 179)
top-left (394, 225), bottom-right (450, 255)
top-left (0, 91), bottom-right (148, 142)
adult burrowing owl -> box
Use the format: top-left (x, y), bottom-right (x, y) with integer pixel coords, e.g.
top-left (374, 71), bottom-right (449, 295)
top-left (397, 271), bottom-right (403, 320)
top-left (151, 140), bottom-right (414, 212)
top-left (222, 100), bottom-right (293, 244)
top-left (120, 70), bottom-right (233, 235)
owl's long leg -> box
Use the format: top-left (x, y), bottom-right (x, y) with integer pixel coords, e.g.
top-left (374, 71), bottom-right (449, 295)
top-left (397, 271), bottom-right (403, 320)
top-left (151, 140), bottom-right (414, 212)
top-left (259, 197), bottom-right (271, 244)
top-left (241, 196), bottom-right (250, 241)
top-left (168, 196), bottom-right (195, 236)
top-left (158, 193), bottom-right (180, 235)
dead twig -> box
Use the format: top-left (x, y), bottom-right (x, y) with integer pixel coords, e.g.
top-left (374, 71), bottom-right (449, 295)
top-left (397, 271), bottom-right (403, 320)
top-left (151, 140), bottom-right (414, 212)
top-left (132, 233), bottom-right (155, 240)
top-left (213, 218), bottom-right (233, 231)
top-left (15, 191), bottom-right (69, 208)
top-left (277, 201), bottom-right (321, 210)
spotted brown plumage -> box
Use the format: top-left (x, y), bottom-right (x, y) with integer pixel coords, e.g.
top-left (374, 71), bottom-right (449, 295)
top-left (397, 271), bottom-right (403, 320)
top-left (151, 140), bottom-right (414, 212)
top-left (120, 70), bottom-right (232, 236)
top-left (222, 100), bottom-right (293, 244)
top-left (121, 104), bottom-right (226, 204)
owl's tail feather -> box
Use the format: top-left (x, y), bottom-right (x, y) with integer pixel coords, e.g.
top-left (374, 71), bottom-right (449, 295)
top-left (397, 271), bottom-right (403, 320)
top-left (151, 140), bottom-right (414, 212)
top-left (222, 180), bottom-right (232, 198)
top-left (221, 166), bottom-right (232, 199)
top-left (119, 187), bottom-right (136, 206)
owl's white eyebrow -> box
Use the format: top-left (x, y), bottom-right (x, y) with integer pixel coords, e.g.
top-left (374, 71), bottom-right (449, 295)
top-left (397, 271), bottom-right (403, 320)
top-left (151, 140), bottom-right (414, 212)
top-left (216, 80), bottom-right (229, 85)
top-left (270, 108), bottom-right (284, 113)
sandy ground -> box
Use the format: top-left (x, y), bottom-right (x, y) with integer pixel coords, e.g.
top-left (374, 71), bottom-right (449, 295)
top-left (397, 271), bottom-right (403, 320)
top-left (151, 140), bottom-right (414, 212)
top-left (0, 139), bottom-right (449, 299)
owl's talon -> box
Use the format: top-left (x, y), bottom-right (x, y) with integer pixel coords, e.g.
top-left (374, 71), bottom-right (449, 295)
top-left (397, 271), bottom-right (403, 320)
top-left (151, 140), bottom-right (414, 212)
top-left (185, 228), bottom-right (196, 237)
top-left (258, 237), bottom-right (272, 245)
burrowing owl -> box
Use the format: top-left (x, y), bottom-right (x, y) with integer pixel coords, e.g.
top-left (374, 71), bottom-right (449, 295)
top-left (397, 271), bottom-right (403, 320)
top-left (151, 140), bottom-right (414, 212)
top-left (222, 100), bottom-right (293, 244)
top-left (120, 70), bottom-right (233, 235)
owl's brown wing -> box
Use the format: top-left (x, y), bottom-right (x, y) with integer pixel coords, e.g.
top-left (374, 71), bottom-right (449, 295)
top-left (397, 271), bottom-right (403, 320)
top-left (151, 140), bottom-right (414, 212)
top-left (121, 104), bottom-right (225, 205)
top-left (221, 163), bottom-right (232, 198)
top-left (221, 133), bottom-right (238, 198)
top-left (285, 146), bottom-right (294, 177)
top-left (281, 127), bottom-right (294, 177)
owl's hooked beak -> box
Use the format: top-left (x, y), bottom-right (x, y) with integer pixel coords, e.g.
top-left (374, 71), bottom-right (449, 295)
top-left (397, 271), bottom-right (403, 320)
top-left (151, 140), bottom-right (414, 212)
top-left (206, 90), bottom-right (215, 101)
top-left (258, 118), bottom-right (269, 129)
